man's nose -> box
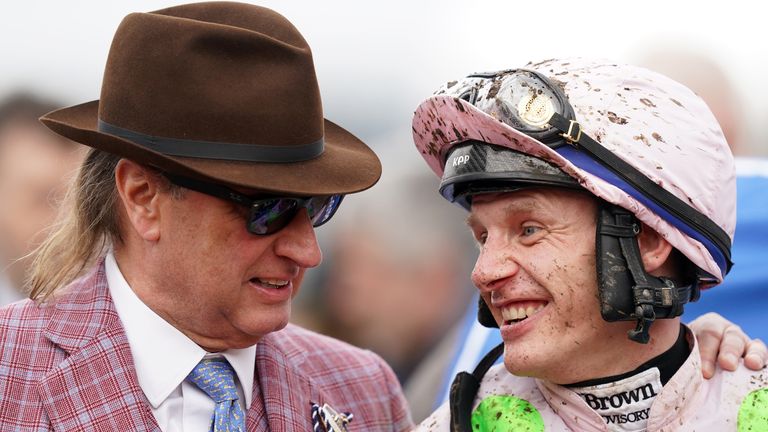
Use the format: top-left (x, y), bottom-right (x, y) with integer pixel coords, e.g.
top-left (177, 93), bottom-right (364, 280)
top-left (273, 208), bottom-right (323, 268)
top-left (471, 239), bottom-right (520, 293)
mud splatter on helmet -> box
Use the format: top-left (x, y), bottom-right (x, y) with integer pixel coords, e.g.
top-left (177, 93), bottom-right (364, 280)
top-left (412, 58), bottom-right (735, 343)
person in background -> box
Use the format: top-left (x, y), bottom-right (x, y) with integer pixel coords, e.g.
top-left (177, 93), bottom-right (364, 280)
top-left (0, 93), bottom-right (84, 305)
top-left (0, 3), bottom-right (411, 430)
top-left (412, 58), bottom-right (767, 430)
top-left (302, 160), bottom-right (476, 419)
top-left (322, 170), bottom-right (474, 378)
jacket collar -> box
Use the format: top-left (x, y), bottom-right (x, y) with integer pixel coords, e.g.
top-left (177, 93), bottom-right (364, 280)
top-left (250, 326), bottom-right (326, 431)
top-left (38, 261), bottom-right (329, 431)
top-left (39, 262), bottom-right (161, 431)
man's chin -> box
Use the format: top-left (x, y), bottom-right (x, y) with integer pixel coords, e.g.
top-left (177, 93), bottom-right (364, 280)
top-left (209, 314), bottom-right (292, 350)
top-left (502, 345), bottom-right (551, 380)
top-left (243, 314), bottom-right (291, 341)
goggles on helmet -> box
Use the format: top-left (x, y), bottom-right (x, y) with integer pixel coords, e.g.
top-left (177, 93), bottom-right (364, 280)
top-left (451, 69), bottom-right (575, 145)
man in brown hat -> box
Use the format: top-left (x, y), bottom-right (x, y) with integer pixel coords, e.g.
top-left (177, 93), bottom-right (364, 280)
top-left (0, 3), bottom-right (411, 431)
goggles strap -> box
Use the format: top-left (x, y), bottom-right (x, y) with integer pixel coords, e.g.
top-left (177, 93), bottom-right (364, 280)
top-left (548, 112), bottom-right (732, 275)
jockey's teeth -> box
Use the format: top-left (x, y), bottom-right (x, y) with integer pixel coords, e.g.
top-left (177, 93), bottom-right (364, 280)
top-left (501, 303), bottom-right (545, 323)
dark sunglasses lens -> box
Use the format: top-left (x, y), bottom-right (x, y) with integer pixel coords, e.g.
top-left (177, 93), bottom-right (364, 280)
top-left (306, 195), bottom-right (343, 227)
top-left (247, 199), bottom-right (299, 235)
top-left (246, 195), bottom-right (343, 235)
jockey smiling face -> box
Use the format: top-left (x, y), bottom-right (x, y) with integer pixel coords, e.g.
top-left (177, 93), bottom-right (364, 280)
top-left (411, 59), bottom-right (766, 431)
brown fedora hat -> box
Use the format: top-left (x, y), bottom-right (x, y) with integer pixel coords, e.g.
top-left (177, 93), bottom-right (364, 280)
top-left (41, 2), bottom-right (381, 196)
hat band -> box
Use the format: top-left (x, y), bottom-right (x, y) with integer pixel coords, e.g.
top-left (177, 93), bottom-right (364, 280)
top-left (98, 119), bottom-right (324, 162)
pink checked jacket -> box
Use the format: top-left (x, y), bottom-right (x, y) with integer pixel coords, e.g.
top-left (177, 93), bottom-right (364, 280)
top-left (0, 264), bottom-right (414, 431)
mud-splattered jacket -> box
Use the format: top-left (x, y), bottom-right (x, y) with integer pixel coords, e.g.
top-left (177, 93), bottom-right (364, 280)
top-left (417, 329), bottom-right (768, 431)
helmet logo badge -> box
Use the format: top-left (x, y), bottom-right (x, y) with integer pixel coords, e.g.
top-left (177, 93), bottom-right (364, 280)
top-left (453, 154), bottom-right (471, 167)
top-left (517, 93), bottom-right (555, 127)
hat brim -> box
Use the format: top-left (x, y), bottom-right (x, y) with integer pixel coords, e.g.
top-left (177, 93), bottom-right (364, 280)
top-left (41, 101), bottom-right (381, 196)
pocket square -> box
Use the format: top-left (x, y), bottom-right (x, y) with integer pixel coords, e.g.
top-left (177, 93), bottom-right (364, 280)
top-left (311, 402), bottom-right (354, 432)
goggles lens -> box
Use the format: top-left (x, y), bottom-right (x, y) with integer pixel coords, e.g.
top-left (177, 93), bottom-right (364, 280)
top-left (438, 69), bottom-right (573, 145)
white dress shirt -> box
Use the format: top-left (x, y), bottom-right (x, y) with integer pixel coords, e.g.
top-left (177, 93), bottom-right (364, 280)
top-left (106, 253), bottom-right (256, 432)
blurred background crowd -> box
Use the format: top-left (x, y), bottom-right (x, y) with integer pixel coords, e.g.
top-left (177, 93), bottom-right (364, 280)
top-left (2, 0), bottom-right (766, 422)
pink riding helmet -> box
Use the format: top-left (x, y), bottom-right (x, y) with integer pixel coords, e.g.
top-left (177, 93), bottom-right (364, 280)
top-left (412, 58), bottom-right (735, 287)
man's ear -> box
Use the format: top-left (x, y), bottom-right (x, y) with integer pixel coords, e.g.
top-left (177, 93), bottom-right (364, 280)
top-left (114, 159), bottom-right (162, 242)
top-left (636, 223), bottom-right (674, 274)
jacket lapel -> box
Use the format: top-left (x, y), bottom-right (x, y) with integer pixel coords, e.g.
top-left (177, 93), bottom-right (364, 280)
top-left (38, 264), bottom-right (159, 432)
top-left (249, 329), bottom-right (322, 432)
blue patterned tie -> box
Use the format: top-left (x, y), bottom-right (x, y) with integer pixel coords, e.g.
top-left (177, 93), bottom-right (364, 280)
top-left (186, 358), bottom-right (246, 432)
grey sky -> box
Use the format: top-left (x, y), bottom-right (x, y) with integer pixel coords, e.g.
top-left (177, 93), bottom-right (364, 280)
top-left (2, 0), bottom-right (765, 156)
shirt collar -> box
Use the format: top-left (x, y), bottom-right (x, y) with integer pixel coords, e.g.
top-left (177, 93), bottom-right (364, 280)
top-left (105, 252), bottom-right (256, 409)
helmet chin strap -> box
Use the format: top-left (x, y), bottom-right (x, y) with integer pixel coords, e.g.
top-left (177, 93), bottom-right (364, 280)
top-left (596, 203), bottom-right (699, 343)
top-left (477, 296), bottom-right (499, 329)
top-left (449, 342), bottom-right (504, 432)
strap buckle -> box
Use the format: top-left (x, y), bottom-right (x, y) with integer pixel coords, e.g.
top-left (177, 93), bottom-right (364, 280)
top-left (559, 119), bottom-right (582, 145)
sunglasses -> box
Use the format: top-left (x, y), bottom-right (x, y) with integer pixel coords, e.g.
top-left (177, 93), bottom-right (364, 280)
top-left (162, 173), bottom-right (344, 235)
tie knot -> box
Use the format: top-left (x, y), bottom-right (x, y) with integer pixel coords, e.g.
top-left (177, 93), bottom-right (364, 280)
top-left (187, 358), bottom-right (239, 403)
